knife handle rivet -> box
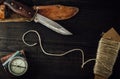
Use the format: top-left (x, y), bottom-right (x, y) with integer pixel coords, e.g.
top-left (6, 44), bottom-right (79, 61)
top-left (11, 2), bottom-right (14, 5)
top-left (56, 5), bottom-right (62, 9)
top-left (19, 7), bottom-right (22, 10)
top-left (28, 12), bottom-right (31, 15)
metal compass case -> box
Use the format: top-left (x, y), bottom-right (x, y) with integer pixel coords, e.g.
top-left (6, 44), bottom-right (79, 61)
top-left (0, 0), bottom-right (120, 79)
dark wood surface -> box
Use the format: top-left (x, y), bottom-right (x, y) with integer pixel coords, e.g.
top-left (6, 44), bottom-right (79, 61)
top-left (0, 0), bottom-right (120, 79)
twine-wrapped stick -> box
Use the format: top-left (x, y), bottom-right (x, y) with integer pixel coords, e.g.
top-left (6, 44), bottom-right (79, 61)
top-left (94, 28), bottom-right (120, 79)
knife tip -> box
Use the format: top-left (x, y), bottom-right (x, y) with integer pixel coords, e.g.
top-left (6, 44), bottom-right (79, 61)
top-left (62, 32), bottom-right (73, 35)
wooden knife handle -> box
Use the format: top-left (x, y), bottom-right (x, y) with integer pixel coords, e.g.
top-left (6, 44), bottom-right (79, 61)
top-left (4, 0), bottom-right (34, 18)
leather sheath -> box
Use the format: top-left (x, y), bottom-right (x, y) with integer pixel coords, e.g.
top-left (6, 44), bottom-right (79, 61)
top-left (0, 5), bottom-right (5, 19)
top-left (0, 4), bottom-right (79, 22)
top-left (33, 5), bottom-right (79, 20)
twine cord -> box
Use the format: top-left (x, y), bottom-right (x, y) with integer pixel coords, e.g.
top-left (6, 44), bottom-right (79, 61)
top-left (22, 30), bottom-right (96, 68)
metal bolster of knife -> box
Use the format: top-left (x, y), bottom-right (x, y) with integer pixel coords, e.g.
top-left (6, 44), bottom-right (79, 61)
top-left (3, 0), bottom-right (34, 18)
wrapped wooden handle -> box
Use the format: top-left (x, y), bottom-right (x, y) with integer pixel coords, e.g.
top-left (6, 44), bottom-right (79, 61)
top-left (4, 0), bottom-right (35, 18)
top-left (34, 5), bottom-right (79, 20)
top-left (94, 74), bottom-right (107, 79)
top-left (94, 28), bottom-right (120, 79)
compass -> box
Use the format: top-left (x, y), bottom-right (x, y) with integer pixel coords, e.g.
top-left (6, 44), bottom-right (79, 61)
top-left (8, 56), bottom-right (28, 76)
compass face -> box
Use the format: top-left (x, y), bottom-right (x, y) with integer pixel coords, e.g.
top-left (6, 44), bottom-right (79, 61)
top-left (8, 57), bottom-right (28, 76)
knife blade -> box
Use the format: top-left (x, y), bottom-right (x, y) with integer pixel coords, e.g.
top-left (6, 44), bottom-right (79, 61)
top-left (3, 0), bottom-right (72, 35)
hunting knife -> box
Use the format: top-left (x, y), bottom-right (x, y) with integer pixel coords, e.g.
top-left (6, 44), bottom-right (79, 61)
top-left (4, 0), bottom-right (72, 35)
